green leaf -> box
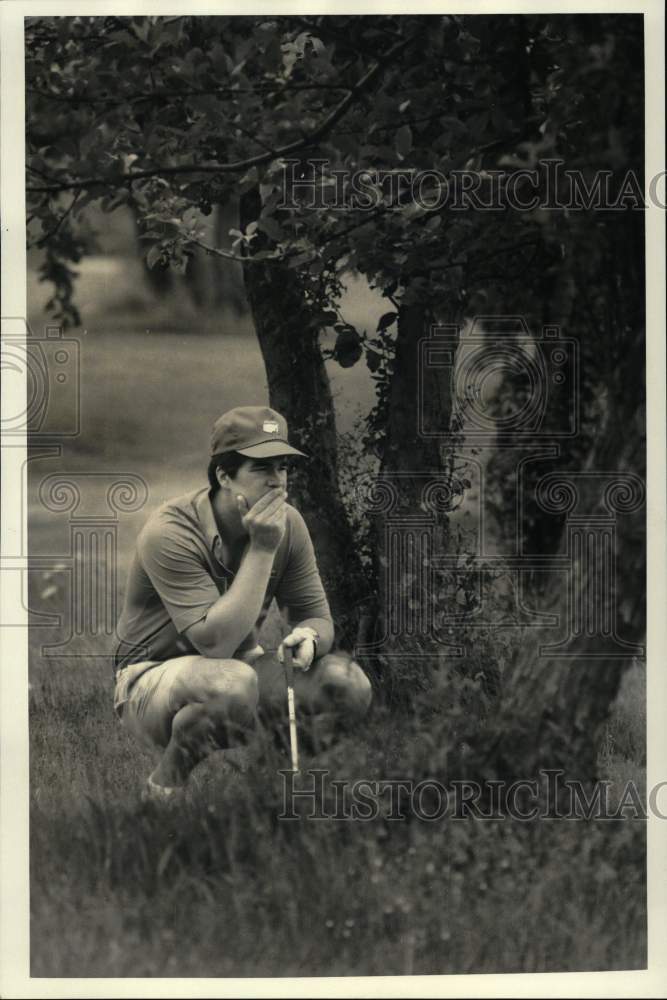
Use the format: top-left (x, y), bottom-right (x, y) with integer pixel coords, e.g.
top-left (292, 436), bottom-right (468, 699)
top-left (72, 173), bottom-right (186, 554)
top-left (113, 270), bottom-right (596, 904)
top-left (146, 244), bottom-right (162, 270)
top-left (317, 311), bottom-right (338, 325)
top-left (396, 124), bottom-right (413, 159)
top-left (287, 252), bottom-right (313, 268)
top-left (377, 312), bottom-right (397, 332)
top-left (132, 19), bottom-right (151, 44)
top-left (366, 347), bottom-right (382, 373)
top-left (258, 215), bottom-right (283, 242)
top-left (239, 166), bottom-right (259, 193)
top-left (333, 327), bottom-right (363, 368)
top-left (401, 200), bottom-right (426, 221)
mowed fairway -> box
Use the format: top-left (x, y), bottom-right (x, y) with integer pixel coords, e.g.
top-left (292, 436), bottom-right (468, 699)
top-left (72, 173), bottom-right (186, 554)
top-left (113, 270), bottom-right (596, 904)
top-left (27, 269), bottom-right (647, 977)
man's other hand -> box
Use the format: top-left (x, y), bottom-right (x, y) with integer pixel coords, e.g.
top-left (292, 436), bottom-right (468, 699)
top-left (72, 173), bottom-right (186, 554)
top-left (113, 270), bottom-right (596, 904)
top-left (278, 627), bottom-right (319, 671)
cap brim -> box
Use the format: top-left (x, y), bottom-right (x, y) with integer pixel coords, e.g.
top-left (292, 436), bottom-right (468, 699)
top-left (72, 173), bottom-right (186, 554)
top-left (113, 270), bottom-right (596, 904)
top-left (237, 440), bottom-right (307, 459)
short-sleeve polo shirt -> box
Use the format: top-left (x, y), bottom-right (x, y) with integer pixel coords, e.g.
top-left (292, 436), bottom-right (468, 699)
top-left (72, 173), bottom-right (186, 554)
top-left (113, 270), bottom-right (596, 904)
top-left (113, 486), bottom-right (333, 673)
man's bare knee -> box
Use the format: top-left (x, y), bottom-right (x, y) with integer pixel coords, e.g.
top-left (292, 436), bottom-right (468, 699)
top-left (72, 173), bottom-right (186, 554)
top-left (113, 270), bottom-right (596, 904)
top-left (200, 659), bottom-right (258, 721)
top-left (224, 663), bottom-right (259, 717)
top-left (316, 653), bottom-right (372, 719)
top-left (175, 657), bottom-right (258, 710)
top-left (177, 662), bottom-right (257, 742)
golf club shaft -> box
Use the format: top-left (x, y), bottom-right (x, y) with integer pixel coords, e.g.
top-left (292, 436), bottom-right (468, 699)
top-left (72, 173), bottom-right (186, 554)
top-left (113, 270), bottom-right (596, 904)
top-left (283, 644), bottom-right (299, 773)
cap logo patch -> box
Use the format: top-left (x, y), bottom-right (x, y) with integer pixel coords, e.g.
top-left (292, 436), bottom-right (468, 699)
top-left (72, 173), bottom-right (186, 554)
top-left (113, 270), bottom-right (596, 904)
top-left (263, 420), bottom-right (279, 434)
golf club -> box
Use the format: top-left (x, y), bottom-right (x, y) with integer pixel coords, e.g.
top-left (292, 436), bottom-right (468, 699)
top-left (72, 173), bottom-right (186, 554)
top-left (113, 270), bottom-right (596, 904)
top-left (283, 643), bottom-right (300, 774)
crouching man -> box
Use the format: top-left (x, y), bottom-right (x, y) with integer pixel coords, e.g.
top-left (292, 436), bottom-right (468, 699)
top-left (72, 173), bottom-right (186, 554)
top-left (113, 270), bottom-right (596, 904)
top-left (113, 406), bottom-right (372, 800)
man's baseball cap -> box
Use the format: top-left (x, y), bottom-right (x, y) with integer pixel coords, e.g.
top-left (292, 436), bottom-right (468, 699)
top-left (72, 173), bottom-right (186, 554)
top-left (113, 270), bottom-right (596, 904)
top-left (210, 406), bottom-right (306, 459)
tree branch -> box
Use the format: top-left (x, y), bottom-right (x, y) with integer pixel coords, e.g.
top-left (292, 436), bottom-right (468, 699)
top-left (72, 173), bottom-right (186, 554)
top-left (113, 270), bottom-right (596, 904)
top-left (316, 131), bottom-right (523, 250)
top-left (26, 33), bottom-right (418, 196)
top-left (27, 189), bottom-right (83, 250)
top-left (425, 238), bottom-right (541, 274)
top-left (27, 82), bottom-right (353, 107)
top-left (191, 237), bottom-right (289, 265)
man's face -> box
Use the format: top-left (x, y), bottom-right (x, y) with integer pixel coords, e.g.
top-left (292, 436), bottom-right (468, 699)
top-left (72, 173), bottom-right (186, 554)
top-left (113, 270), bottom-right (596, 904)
top-left (227, 456), bottom-right (289, 510)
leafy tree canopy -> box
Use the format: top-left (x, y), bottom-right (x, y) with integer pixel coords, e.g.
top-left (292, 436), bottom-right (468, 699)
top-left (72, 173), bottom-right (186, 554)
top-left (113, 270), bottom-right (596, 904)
top-left (27, 13), bottom-right (643, 329)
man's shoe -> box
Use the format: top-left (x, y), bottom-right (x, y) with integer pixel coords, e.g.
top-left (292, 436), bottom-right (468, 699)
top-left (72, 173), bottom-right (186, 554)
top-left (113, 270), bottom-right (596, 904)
top-left (141, 775), bottom-right (183, 805)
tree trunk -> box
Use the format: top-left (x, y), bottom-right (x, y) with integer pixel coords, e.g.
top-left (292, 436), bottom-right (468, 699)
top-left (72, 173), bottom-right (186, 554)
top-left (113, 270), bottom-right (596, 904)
top-left (359, 297), bottom-right (459, 698)
top-left (474, 207), bottom-right (646, 780)
top-left (183, 201), bottom-right (246, 314)
top-left (213, 201), bottom-right (246, 315)
top-left (239, 189), bottom-right (370, 648)
top-left (465, 465), bottom-right (645, 783)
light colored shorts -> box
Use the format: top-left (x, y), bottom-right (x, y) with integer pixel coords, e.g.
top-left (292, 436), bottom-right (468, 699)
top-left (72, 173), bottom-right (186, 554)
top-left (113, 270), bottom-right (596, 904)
top-left (113, 647), bottom-right (266, 750)
top-left (114, 650), bottom-right (372, 752)
top-left (114, 659), bottom-right (181, 750)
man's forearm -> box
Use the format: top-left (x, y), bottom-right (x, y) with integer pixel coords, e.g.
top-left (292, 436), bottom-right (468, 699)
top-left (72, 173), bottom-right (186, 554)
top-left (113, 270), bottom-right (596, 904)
top-left (296, 617), bottom-right (335, 658)
top-left (194, 543), bottom-right (275, 658)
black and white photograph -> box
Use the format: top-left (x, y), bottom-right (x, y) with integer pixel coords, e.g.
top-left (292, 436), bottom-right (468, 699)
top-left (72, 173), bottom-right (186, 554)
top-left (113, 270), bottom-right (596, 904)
top-left (1, 1), bottom-right (666, 994)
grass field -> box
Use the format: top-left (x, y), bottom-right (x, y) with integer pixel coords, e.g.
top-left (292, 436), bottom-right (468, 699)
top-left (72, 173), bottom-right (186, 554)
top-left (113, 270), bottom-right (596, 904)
top-left (27, 259), bottom-right (647, 977)
top-left (29, 645), bottom-right (647, 977)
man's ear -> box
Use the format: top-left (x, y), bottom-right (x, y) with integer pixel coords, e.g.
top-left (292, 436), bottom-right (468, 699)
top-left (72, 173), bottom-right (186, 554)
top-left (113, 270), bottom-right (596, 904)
top-left (216, 467), bottom-right (231, 492)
